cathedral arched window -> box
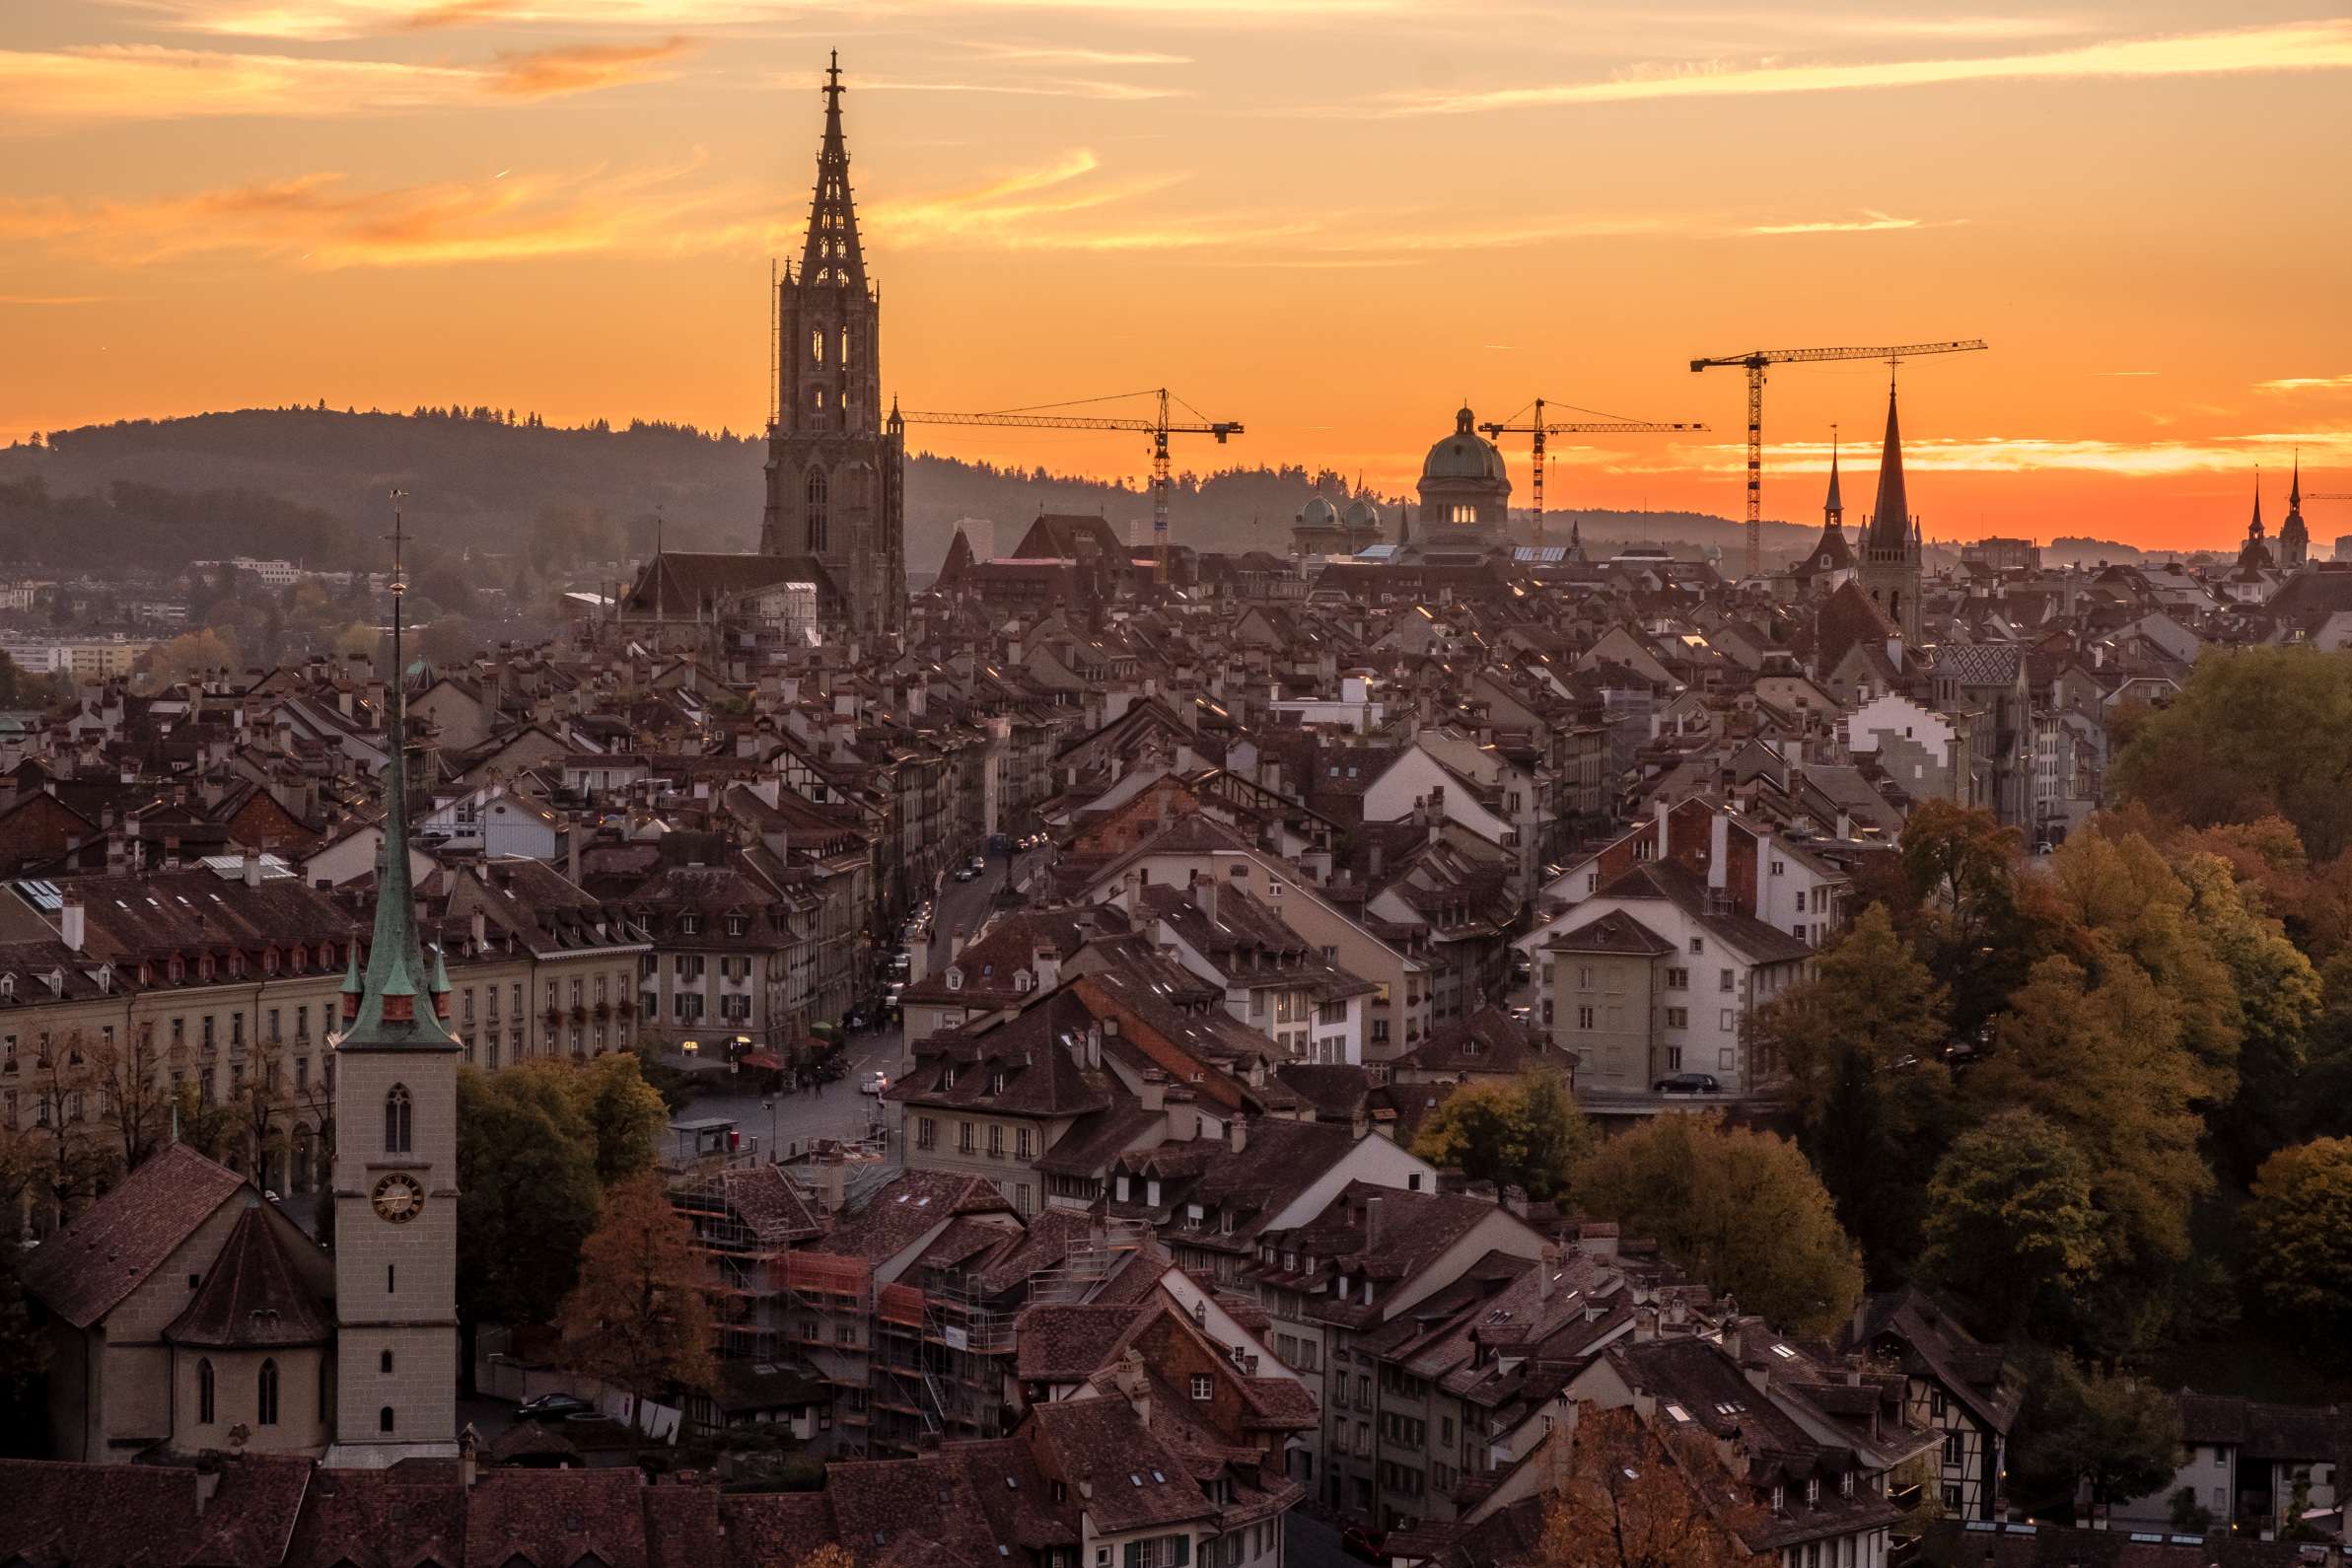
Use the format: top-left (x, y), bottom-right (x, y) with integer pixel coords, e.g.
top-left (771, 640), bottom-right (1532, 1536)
top-left (811, 328), bottom-right (825, 366)
top-left (385, 1084), bottom-right (412, 1154)
top-left (839, 325), bottom-right (852, 368)
top-left (197, 1358), bottom-right (216, 1424)
top-left (807, 468), bottom-right (829, 553)
top-left (258, 1358), bottom-right (280, 1426)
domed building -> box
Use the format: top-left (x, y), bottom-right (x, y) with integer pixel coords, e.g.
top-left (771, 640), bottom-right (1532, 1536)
top-left (1416, 406), bottom-right (1513, 543)
top-left (1292, 492), bottom-right (1386, 557)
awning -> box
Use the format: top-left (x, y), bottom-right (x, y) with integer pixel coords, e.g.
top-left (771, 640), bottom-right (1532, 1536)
top-left (739, 1051), bottom-right (784, 1071)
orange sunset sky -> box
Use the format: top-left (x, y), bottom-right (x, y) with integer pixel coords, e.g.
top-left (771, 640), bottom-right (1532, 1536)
top-left (5, 1), bottom-right (2351, 552)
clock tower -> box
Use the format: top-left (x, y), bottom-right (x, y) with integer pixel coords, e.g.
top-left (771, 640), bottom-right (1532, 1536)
top-left (324, 510), bottom-right (463, 1467)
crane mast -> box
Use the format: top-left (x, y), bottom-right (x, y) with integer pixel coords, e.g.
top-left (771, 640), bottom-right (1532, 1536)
top-left (896, 389), bottom-right (1242, 584)
top-left (1689, 339), bottom-right (1987, 579)
top-left (1477, 398), bottom-right (1708, 547)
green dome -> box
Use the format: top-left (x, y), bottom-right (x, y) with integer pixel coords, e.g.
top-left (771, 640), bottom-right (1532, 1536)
top-left (1298, 495), bottom-right (1339, 527)
top-left (1423, 406), bottom-right (1507, 483)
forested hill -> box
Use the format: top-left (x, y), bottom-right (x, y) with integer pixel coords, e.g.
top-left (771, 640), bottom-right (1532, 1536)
top-left (0, 405), bottom-right (1801, 576)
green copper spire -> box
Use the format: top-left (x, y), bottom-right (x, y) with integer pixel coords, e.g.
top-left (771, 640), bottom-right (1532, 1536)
top-left (342, 492), bottom-right (460, 1053)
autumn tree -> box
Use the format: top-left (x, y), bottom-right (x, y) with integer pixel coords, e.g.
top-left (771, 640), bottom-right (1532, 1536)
top-left (1411, 1068), bottom-right (1590, 1206)
top-left (2174, 853), bottom-right (2323, 1177)
top-left (1536, 1402), bottom-right (1758, 1568)
top-left (2244, 1138), bottom-right (2352, 1345)
top-left (1920, 1109), bottom-right (2103, 1336)
top-left (557, 1171), bottom-right (716, 1441)
top-left (138, 627), bottom-right (242, 686)
top-left (2113, 646), bottom-right (2352, 858)
top-left (1576, 1114), bottom-right (1862, 1335)
top-left (1747, 903), bottom-right (1951, 1271)
top-left (21, 1032), bottom-right (116, 1228)
top-left (1895, 801), bottom-right (2044, 1037)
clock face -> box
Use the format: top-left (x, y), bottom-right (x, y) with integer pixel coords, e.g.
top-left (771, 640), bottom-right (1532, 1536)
top-left (372, 1172), bottom-right (425, 1225)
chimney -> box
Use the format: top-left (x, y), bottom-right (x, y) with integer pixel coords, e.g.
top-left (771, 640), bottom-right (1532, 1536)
top-left (1115, 1347), bottom-right (1150, 1425)
top-left (459, 1424), bottom-right (479, 1489)
top-left (59, 897), bottom-right (85, 955)
top-left (1654, 798), bottom-right (1671, 858)
top-left (567, 818), bottom-right (584, 887)
top-left (1196, 874), bottom-right (1219, 928)
top-left (1032, 941), bottom-right (1062, 993)
top-left (1577, 1221), bottom-right (1619, 1262)
top-left (242, 846), bottom-right (262, 889)
top-left (1229, 1116), bottom-right (1247, 1156)
top-left (1707, 811), bottom-right (1730, 894)
top-left (1536, 1243), bottom-right (1560, 1303)
top-left (1138, 1070), bottom-right (1166, 1113)
top-left (469, 907), bottom-right (487, 951)
top-left (1363, 1195), bottom-right (1384, 1253)
top-left (950, 926), bottom-right (969, 961)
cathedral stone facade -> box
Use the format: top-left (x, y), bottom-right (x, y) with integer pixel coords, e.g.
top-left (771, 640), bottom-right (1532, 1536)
top-left (758, 54), bottom-right (906, 638)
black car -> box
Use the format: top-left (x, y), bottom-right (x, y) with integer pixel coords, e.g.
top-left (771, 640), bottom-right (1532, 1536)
top-left (1653, 1072), bottom-right (1722, 1095)
top-left (518, 1391), bottom-right (595, 1422)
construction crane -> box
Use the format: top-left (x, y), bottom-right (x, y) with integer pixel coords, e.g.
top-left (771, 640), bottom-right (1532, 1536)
top-left (1478, 397), bottom-right (1709, 548)
top-left (1689, 339), bottom-right (1988, 579)
top-left (894, 389), bottom-right (1242, 583)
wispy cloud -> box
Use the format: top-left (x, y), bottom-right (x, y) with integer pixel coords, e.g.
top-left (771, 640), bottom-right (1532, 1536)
top-left (2257, 375), bottom-right (2352, 392)
top-left (1604, 431), bottom-right (2352, 479)
top-left (852, 73), bottom-right (1183, 103)
top-left (487, 36), bottom-right (695, 97)
top-left (1380, 20), bottom-right (2352, 115)
top-left (1745, 210), bottom-right (1958, 235)
top-left (0, 38), bottom-right (688, 124)
top-left (0, 156), bottom-right (769, 267)
top-left (959, 42), bottom-right (1189, 67)
top-left (2092, 370), bottom-right (2159, 377)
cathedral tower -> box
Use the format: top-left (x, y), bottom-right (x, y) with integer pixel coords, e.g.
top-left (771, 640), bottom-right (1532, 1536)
top-left (1856, 384), bottom-right (1923, 643)
top-left (760, 52), bottom-right (905, 638)
top-left (324, 517), bottom-right (462, 1467)
top-left (2280, 454), bottom-right (2311, 569)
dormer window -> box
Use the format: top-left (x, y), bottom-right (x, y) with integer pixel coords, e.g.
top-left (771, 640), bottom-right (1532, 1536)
top-left (946, 969), bottom-right (963, 991)
top-left (680, 915), bottom-right (700, 936)
top-left (989, 1071), bottom-right (1007, 1096)
top-left (1115, 1175), bottom-right (1131, 1202)
top-left (1771, 1485), bottom-right (1785, 1514)
top-left (1015, 971), bottom-right (1033, 993)
top-left (1840, 1470), bottom-right (1854, 1498)
top-left (1805, 1476), bottom-right (1819, 1507)
top-left (725, 914), bottom-right (747, 937)
top-left (942, 1065), bottom-right (959, 1090)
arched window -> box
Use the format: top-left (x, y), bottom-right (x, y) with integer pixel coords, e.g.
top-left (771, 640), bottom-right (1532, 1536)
top-left (806, 468), bottom-right (829, 553)
top-left (811, 328), bottom-right (825, 366)
top-left (197, 1358), bottom-right (216, 1424)
top-left (385, 1084), bottom-right (412, 1154)
top-left (258, 1358), bottom-right (279, 1425)
top-left (839, 325), bottom-right (852, 368)
top-left (380, 1405), bottom-right (395, 1434)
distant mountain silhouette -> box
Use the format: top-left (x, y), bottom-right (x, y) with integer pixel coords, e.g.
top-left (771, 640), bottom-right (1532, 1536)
top-left (0, 405), bottom-right (1813, 576)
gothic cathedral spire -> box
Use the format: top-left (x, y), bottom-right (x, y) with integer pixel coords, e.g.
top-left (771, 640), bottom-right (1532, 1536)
top-left (1857, 382), bottom-right (1923, 644)
top-left (760, 51), bottom-right (906, 640)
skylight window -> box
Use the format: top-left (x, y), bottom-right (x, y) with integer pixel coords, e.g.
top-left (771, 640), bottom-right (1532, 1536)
top-left (1665, 1403), bottom-right (1692, 1424)
top-left (1769, 1343), bottom-right (1796, 1360)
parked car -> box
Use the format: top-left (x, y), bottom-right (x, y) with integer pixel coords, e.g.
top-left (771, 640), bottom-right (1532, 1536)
top-left (1653, 1072), bottom-right (1722, 1095)
top-left (861, 1071), bottom-right (891, 1096)
top-left (518, 1391), bottom-right (595, 1422)
top-left (1340, 1527), bottom-right (1388, 1563)
top-left (953, 864), bottom-right (979, 883)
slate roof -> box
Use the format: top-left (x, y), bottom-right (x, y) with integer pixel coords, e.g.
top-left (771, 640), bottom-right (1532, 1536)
top-left (21, 1143), bottom-right (246, 1328)
top-left (164, 1201), bottom-right (331, 1348)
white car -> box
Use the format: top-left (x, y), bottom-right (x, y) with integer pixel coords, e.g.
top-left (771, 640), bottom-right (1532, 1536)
top-left (861, 1071), bottom-right (891, 1096)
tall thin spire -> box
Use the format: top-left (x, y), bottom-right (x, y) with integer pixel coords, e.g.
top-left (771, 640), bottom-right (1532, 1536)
top-left (1823, 426), bottom-right (1844, 528)
top-left (800, 49), bottom-right (867, 290)
top-left (2248, 468), bottom-right (2265, 540)
top-left (2290, 450), bottom-right (2303, 512)
top-left (343, 491), bottom-right (457, 1050)
top-left (1867, 384), bottom-right (1910, 551)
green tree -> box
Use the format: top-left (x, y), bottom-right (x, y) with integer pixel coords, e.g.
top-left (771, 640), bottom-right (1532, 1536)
top-left (503, 1056), bottom-right (668, 1187)
top-left (1411, 1068), bottom-right (1589, 1205)
top-left (2174, 853), bottom-right (2323, 1177)
top-left (1969, 956), bottom-right (2209, 1285)
top-left (138, 626), bottom-right (241, 686)
top-left (556, 1171), bottom-right (715, 1444)
top-left (1920, 1109), bottom-right (2103, 1335)
top-left (1747, 903), bottom-right (1952, 1271)
top-left (1575, 1114), bottom-right (1863, 1335)
top-left (1896, 801), bottom-right (2041, 1037)
top-left (456, 1067), bottom-right (603, 1341)
top-left (2010, 1353), bottom-right (2182, 1524)
top-left (2113, 646), bottom-right (2352, 859)
top-left (2244, 1137), bottom-right (2352, 1343)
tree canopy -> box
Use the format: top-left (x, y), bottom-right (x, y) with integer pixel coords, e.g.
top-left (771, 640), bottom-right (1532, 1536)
top-left (1411, 1068), bottom-right (1590, 1206)
top-left (2244, 1137), bottom-right (2352, 1345)
top-left (557, 1171), bottom-right (716, 1436)
top-left (2113, 646), bottom-right (2352, 859)
top-left (1575, 1114), bottom-right (1863, 1335)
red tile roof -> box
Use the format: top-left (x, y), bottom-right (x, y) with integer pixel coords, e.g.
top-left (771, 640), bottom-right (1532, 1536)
top-left (21, 1143), bottom-right (246, 1328)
